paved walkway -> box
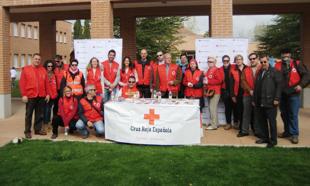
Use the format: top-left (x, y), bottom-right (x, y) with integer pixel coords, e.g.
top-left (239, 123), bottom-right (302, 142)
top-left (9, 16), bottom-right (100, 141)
top-left (1, 99), bottom-right (309, 147)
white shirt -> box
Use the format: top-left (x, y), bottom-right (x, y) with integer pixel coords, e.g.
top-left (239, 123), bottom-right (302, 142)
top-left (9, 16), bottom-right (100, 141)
top-left (10, 69), bottom-right (17, 78)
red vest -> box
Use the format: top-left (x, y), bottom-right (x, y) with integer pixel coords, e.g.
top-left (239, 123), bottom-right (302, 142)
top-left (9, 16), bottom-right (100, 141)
top-left (230, 65), bottom-right (242, 97)
top-left (47, 74), bottom-right (58, 99)
top-left (157, 63), bottom-right (180, 93)
top-left (58, 96), bottom-right (78, 119)
top-left (183, 69), bottom-right (203, 98)
top-left (275, 60), bottom-right (301, 87)
top-left (102, 60), bottom-right (119, 87)
top-left (80, 96), bottom-right (103, 122)
top-left (64, 70), bottom-right (84, 96)
top-left (205, 67), bottom-right (223, 95)
top-left (54, 64), bottom-right (69, 90)
top-left (134, 60), bottom-right (152, 86)
top-left (243, 66), bottom-right (255, 96)
top-left (86, 68), bottom-right (102, 94)
top-left (120, 68), bottom-right (135, 85)
top-left (121, 86), bottom-right (139, 98)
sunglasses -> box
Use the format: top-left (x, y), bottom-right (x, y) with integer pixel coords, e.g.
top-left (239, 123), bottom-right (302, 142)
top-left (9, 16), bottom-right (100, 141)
top-left (223, 60), bottom-right (229, 62)
top-left (47, 65), bottom-right (53, 68)
top-left (71, 64), bottom-right (78, 66)
top-left (157, 54), bottom-right (163, 57)
top-left (208, 61), bottom-right (214, 63)
top-left (128, 81), bottom-right (135, 83)
top-left (260, 61), bottom-right (268, 64)
top-left (89, 89), bottom-right (96, 91)
top-left (249, 58), bottom-right (256, 61)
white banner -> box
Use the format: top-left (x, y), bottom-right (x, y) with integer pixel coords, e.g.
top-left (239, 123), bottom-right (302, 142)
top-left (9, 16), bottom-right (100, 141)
top-left (104, 99), bottom-right (201, 145)
top-left (74, 39), bottom-right (123, 75)
top-left (195, 38), bottom-right (249, 71)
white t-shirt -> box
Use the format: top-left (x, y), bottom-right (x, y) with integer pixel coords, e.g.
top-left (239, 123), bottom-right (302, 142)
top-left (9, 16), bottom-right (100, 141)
top-left (10, 69), bottom-right (17, 78)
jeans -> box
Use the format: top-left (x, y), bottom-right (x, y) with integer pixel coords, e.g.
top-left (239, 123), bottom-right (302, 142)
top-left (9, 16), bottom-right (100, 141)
top-left (43, 99), bottom-right (55, 124)
top-left (76, 119), bottom-right (105, 136)
top-left (24, 97), bottom-right (45, 134)
top-left (279, 94), bottom-right (300, 136)
top-left (241, 96), bottom-right (253, 134)
top-left (104, 88), bottom-right (117, 102)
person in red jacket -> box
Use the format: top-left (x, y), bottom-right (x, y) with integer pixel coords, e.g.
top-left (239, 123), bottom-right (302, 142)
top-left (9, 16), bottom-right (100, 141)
top-left (204, 56), bottom-right (223, 130)
top-left (76, 84), bottom-right (105, 139)
top-left (86, 57), bottom-right (103, 95)
top-left (183, 59), bottom-right (204, 112)
top-left (134, 49), bottom-right (154, 98)
top-left (42, 60), bottom-right (58, 133)
top-left (238, 53), bottom-right (262, 137)
top-left (120, 76), bottom-right (140, 98)
top-left (155, 53), bottom-right (182, 98)
top-left (19, 53), bottom-right (50, 138)
top-left (102, 49), bottom-right (120, 102)
top-left (119, 56), bottom-right (138, 89)
top-left (51, 86), bottom-right (78, 139)
top-left (53, 55), bottom-right (68, 116)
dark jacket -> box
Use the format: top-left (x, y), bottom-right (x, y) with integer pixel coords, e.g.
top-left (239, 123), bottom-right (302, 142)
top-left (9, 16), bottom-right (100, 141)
top-left (254, 66), bottom-right (283, 108)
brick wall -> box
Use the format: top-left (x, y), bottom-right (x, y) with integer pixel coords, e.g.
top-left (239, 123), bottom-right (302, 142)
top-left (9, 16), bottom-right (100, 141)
top-left (120, 16), bottom-right (136, 60)
top-left (0, 7), bottom-right (10, 94)
top-left (210, 0), bottom-right (233, 37)
top-left (91, 0), bottom-right (113, 38)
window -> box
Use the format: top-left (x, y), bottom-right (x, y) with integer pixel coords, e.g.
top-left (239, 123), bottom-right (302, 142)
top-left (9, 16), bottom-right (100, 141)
top-left (21, 24), bottom-right (26, 37)
top-left (27, 25), bottom-right (32, 38)
top-left (56, 31), bottom-right (59, 42)
top-left (12, 23), bottom-right (18, 37)
top-left (33, 26), bottom-right (38, 39)
top-left (59, 32), bottom-right (63, 43)
top-left (13, 54), bottom-right (19, 68)
top-left (20, 54), bottom-right (26, 67)
top-left (64, 32), bottom-right (67, 43)
top-left (27, 54), bottom-right (32, 65)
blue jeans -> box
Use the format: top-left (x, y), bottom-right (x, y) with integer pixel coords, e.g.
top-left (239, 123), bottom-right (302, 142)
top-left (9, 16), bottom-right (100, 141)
top-left (43, 99), bottom-right (55, 124)
top-left (279, 94), bottom-right (300, 136)
top-left (76, 119), bottom-right (105, 137)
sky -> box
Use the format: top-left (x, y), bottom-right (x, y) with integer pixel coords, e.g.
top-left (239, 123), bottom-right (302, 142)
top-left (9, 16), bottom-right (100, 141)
top-left (184, 15), bottom-right (277, 40)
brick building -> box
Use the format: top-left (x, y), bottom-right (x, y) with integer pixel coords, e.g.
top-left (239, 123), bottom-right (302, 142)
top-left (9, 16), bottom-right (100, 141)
top-left (10, 21), bottom-right (72, 77)
top-left (0, 0), bottom-right (310, 118)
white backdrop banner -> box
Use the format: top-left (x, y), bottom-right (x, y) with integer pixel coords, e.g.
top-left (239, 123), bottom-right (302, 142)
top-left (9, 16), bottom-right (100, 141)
top-left (74, 39), bottom-right (123, 74)
top-left (195, 38), bottom-right (249, 71)
top-left (105, 100), bottom-right (201, 145)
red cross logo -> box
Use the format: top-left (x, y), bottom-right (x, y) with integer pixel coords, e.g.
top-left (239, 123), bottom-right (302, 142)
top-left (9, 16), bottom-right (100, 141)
top-left (144, 109), bottom-right (160, 125)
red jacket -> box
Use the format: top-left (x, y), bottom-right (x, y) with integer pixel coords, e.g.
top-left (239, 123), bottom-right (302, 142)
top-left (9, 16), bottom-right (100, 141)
top-left (86, 67), bottom-right (102, 94)
top-left (134, 60), bottom-right (153, 86)
top-left (121, 85), bottom-right (139, 98)
top-left (54, 64), bottom-right (69, 90)
top-left (205, 67), bottom-right (223, 95)
top-left (58, 96), bottom-right (78, 127)
top-left (80, 96), bottom-right (103, 122)
top-left (183, 69), bottom-right (203, 98)
top-left (102, 60), bottom-right (119, 87)
top-left (275, 60), bottom-right (301, 87)
top-left (242, 66), bottom-right (255, 96)
top-left (157, 63), bottom-right (181, 93)
top-left (47, 74), bottom-right (58, 99)
top-left (19, 65), bottom-right (49, 98)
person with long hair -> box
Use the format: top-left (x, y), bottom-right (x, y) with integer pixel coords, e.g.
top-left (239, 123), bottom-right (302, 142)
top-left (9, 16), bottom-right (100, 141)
top-left (86, 57), bottom-right (102, 95)
top-left (51, 86), bottom-right (78, 139)
top-left (119, 56), bottom-right (138, 88)
top-left (42, 60), bottom-right (58, 133)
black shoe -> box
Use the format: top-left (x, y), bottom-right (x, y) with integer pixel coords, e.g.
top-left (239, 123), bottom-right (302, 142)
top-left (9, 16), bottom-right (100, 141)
top-left (237, 133), bottom-right (249, 137)
top-left (267, 142), bottom-right (277, 148)
top-left (278, 132), bottom-right (291, 138)
top-left (51, 134), bottom-right (58, 139)
top-left (255, 139), bottom-right (269, 144)
top-left (290, 136), bottom-right (299, 144)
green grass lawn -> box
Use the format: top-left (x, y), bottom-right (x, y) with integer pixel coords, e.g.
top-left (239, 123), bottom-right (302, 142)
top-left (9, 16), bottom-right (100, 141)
top-left (11, 80), bottom-right (21, 97)
top-left (0, 140), bottom-right (309, 186)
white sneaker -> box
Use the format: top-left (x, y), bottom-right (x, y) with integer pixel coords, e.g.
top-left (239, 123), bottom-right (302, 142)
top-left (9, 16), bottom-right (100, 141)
top-left (64, 127), bottom-right (69, 136)
top-left (206, 126), bottom-right (217, 130)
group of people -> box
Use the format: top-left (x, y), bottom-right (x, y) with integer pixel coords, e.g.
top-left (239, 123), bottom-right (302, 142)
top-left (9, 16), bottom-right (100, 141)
top-left (19, 48), bottom-right (310, 147)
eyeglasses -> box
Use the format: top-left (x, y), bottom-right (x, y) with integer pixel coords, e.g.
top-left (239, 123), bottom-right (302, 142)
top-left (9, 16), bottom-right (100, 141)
top-left (249, 58), bottom-right (256, 61)
top-left (223, 60), bottom-right (229, 62)
top-left (208, 61), bottom-right (214, 63)
top-left (47, 65), bottom-right (53, 68)
top-left (89, 89), bottom-right (96, 92)
top-left (71, 64), bottom-right (78, 66)
top-left (260, 61), bottom-right (268, 64)
top-left (128, 81), bottom-right (135, 83)
top-left (157, 54), bottom-right (163, 57)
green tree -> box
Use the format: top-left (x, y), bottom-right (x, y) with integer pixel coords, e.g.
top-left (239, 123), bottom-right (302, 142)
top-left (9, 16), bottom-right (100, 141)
top-left (255, 14), bottom-right (301, 58)
top-left (73, 20), bottom-right (83, 39)
top-left (83, 19), bottom-right (91, 39)
top-left (114, 17), bottom-right (186, 60)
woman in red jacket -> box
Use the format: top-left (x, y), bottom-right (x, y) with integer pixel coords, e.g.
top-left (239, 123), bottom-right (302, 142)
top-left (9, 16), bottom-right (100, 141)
top-left (119, 56), bottom-right (138, 88)
top-left (183, 59), bottom-right (204, 112)
top-left (86, 57), bottom-right (102, 95)
top-left (204, 56), bottom-right (224, 130)
top-left (43, 60), bottom-right (58, 133)
top-left (51, 86), bottom-right (78, 139)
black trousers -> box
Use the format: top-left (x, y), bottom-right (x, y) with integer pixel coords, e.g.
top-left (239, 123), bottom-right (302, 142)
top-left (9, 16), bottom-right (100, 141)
top-left (137, 85), bottom-right (151, 98)
top-left (236, 96), bottom-right (243, 130)
top-left (256, 106), bottom-right (278, 144)
top-left (24, 97), bottom-right (45, 134)
top-left (52, 115), bottom-right (77, 135)
top-left (222, 95), bottom-right (238, 124)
